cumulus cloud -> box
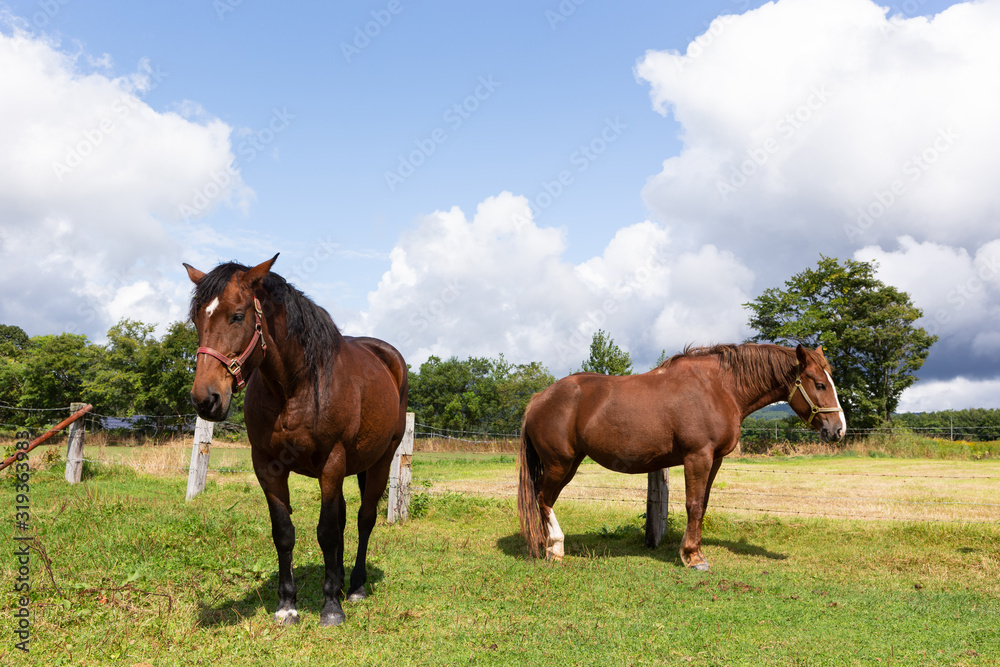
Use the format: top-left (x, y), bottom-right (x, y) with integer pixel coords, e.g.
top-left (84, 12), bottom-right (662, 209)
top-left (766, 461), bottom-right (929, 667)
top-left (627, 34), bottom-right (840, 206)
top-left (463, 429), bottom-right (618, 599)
top-left (349, 192), bottom-right (753, 374)
top-left (856, 236), bottom-right (1000, 377)
top-left (0, 25), bottom-right (252, 338)
top-left (635, 0), bottom-right (1000, 408)
top-left (897, 377), bottom-right (1000, 412)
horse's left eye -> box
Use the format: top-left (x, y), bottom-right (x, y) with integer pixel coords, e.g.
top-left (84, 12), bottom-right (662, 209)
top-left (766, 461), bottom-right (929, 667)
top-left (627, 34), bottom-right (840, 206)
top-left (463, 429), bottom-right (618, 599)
top-left (816, 382), bottom-right (827, 391)
top-left (231, 313), bottom-right (245, 324)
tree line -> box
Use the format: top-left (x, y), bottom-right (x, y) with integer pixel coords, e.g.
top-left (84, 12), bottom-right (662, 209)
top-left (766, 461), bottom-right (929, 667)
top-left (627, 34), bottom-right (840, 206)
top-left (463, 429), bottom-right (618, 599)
top-left (1, 256), bottom-right (979, 435)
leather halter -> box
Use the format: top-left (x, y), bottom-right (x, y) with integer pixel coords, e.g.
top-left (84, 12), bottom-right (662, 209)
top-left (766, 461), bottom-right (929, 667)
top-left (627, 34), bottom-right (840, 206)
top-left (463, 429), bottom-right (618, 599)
top-left (197, 297), bottom-right (266, 391)
top-left (788, 375), bottom-right (843, 424)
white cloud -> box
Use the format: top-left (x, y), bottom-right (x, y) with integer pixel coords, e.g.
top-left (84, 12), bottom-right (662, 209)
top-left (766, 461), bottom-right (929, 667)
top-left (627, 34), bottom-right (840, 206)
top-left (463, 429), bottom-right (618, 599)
top-left (898, 376), bottom-right (1000, 412)
top-left (0, 26), bottom-right (252, 338)
top-left (635, 0), bottom-right (1000, 407)
top-left (636, 0), bottom-right (1000, 256)
top-left (350, 192), bottom-right (753, 374)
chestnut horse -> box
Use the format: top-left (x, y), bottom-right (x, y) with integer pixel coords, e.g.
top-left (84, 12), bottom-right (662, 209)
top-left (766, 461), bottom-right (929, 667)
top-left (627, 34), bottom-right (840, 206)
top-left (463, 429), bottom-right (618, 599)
top-left (518, 343), bottom-right (845, 570)
top-left (184, 255), bottom-right (408, 626)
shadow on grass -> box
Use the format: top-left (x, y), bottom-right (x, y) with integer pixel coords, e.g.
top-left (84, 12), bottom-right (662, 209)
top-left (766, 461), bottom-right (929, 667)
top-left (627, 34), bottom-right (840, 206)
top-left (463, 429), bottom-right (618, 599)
top-left (196, 563), bottom-right (385, 627)
top-left (496, 525), bottom-right (786, 567)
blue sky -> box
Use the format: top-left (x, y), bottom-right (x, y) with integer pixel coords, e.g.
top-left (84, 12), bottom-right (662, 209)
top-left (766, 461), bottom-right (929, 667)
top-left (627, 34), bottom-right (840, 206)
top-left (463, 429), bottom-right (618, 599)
top-left (3, 0), bottom-right (999, 411)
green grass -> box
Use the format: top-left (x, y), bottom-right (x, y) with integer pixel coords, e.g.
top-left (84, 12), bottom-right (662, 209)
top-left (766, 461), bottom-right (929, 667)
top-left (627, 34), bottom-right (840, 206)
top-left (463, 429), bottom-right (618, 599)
top-left (1, 453), bottom-right (998, 665)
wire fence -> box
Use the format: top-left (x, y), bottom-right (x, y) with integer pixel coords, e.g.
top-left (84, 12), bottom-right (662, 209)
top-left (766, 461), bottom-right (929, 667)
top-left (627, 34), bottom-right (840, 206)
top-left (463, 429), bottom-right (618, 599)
top-left (3, 406), bottom-right (998, 524)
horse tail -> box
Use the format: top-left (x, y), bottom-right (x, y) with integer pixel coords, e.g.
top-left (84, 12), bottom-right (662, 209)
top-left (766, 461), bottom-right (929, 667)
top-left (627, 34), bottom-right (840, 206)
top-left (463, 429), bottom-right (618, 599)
top-left (517, 395), bottom-right (547, 558)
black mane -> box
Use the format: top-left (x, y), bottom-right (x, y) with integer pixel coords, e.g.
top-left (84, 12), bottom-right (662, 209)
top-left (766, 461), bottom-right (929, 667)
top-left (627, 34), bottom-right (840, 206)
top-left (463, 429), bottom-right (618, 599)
top-left (190, 261), bottom-right (342, 380)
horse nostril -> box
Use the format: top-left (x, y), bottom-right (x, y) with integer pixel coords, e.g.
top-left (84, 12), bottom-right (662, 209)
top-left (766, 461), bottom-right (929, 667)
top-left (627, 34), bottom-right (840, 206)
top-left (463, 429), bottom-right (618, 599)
top-left (192, 390), bottom-right (221, 417)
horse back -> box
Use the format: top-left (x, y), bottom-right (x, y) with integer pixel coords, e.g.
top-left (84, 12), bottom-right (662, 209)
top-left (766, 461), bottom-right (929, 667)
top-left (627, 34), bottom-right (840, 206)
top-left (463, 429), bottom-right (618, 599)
top-left (345, 336), bottom-right (408, 402)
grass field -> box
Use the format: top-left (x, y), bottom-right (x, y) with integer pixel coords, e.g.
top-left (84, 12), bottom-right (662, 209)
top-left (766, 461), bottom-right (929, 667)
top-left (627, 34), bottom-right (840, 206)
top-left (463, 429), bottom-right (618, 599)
top-left (1, 442), bottom-right (998, 666)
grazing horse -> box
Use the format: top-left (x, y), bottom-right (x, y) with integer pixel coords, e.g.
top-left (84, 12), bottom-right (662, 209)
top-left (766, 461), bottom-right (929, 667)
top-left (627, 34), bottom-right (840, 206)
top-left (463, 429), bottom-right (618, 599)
top-left (184, 255), bottom-right (408, 626)
top-left (518, 343), bottom-right (845, 570)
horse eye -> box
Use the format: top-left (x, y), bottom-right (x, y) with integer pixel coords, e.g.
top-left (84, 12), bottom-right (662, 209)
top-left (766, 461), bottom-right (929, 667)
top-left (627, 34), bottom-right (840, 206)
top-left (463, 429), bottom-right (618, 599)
top-left (230, 312), bottom-right (245, 324)
top-left (816, 382), bottom-right (827, 391)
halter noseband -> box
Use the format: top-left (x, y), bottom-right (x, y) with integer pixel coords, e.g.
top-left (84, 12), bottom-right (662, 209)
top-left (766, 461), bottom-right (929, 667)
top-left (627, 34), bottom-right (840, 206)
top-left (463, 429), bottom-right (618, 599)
top-left (788, 376), bottom-right (843, 425)
top-left (197, 297), bottom-right (267, 391)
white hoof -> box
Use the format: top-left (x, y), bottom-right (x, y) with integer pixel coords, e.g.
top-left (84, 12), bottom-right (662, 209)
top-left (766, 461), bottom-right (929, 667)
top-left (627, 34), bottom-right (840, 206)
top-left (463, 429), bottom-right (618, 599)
top-left (274, 608), bottom-right (300, 625)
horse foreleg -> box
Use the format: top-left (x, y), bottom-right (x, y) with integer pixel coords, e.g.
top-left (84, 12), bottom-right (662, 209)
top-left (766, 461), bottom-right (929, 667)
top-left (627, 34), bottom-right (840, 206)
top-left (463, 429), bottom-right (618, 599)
top-left (317, 470), bottom-right (348, 627)
top-left (257, 470), bottom-right (298, 625)
top-left (347, 451), bottom-right (394, 601)
top-left (680, 453), bottom-right (716, 571)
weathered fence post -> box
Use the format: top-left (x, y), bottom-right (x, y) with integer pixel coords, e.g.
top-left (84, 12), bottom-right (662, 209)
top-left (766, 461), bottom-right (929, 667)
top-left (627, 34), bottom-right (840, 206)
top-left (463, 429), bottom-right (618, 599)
top-left (64, 402), bottom-right (87, 484)
top-left (644, 468), bottom-right (669, 548)
top-left (185, 417), bottom-right (214, 501)
top-left (387, 412), bottom-right (415, 524)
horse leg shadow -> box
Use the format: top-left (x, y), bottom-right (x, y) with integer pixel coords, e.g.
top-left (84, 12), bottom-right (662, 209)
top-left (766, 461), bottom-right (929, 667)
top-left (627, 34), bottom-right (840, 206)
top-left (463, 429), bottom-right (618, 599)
top-left (196, 562), bottom-right (386, 628)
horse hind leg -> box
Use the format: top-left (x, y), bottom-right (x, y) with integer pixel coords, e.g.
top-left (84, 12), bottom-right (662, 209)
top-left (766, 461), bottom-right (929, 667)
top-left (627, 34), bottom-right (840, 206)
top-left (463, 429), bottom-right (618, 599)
top-left (316, 470), bottom-right (348, 627)
top-left (347, 450), bottom-right (394, 602)
top-left (540, 453), bottom-right (585, 561)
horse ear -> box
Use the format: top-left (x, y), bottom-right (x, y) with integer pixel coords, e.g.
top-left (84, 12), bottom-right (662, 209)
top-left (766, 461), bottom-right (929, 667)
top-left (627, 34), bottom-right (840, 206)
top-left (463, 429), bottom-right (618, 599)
top-left (243, 253), bottom-right (279, 287)
top-left (183, 263), bottom-right (206, 284)
top-left (795, 343), bottom-right (810, 369)
top-left (815, 345), bottom-right (826, 359)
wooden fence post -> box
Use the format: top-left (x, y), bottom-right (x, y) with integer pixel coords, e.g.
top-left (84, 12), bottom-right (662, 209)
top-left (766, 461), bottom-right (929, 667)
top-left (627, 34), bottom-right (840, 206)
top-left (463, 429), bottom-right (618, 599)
top-left (64, 402), bottom-right (87, 484)
top-left (185, 417), bottom-right (214, 501)
top-left (387, 412), bottom-right (415, 524)
top-left (644, 469), bottom-right (669, 548)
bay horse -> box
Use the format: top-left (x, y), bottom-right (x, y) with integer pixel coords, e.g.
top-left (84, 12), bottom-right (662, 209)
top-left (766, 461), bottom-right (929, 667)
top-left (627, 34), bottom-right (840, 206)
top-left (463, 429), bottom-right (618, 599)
top-left (518, 343), bottom-right (845, 570)
top-left (184, 255), bottom-right (408, 626)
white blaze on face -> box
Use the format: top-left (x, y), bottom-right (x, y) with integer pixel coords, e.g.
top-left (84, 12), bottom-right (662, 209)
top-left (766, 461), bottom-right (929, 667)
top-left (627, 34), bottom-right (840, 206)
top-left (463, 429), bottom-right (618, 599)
top-left (205, 296), bottom-right (220, 318)
top-left (825, 370), bottom-right (847, 434)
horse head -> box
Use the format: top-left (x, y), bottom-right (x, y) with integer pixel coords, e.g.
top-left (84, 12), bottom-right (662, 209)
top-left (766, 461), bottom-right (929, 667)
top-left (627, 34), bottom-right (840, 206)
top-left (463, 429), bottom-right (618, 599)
top-left (184, 254), bottom-right (278, 421)
top-left (788, 344), bottom-right (847, 443)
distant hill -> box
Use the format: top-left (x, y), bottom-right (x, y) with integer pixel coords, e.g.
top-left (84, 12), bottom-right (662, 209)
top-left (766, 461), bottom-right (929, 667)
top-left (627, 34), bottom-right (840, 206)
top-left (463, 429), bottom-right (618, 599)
top-left (748, 403), bottom-right (794, 419)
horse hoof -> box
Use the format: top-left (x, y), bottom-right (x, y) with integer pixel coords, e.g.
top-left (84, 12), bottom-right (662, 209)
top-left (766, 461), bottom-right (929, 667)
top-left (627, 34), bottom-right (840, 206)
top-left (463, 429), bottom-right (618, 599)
top-left (320, 601), bottom-right (347, 627)
top-left (274, 609), bottom-right (300, 625)
top-left (321, 611), bottom-right (346, 627)
top-left (346, 588), bottom-right (367, 603)
top-left (689, 561), bottom-right (710, 572)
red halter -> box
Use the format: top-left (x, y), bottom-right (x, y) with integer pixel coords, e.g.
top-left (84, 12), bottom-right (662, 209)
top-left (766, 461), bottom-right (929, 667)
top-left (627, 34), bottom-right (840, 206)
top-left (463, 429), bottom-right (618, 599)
top-left (197, 297), bottom-right (267, 391)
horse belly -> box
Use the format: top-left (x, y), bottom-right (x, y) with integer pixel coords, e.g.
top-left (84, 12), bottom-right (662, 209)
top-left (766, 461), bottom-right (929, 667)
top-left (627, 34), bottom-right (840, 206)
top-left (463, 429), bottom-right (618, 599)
top-left (583, 431), bottom-right (683, 474)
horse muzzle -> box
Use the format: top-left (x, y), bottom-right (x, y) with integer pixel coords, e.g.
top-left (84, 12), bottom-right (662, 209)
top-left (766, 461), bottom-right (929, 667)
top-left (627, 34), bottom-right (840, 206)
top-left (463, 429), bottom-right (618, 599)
top-left (191, 384), bottom-right (232, 422)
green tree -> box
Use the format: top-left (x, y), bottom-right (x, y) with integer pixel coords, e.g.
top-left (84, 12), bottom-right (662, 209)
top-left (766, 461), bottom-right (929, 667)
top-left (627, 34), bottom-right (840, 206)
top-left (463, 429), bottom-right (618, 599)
top-left (0, 324), bottom-right (30, 422)
top-left (580, 329), bottom-right (633, 376)
top-left (145, 321), bottom-right (199, 416)
top-left (744, 256), bottom-right (937, 428)
top-left (408, 355), bottom-right (554, 434)
top-left (17, 333), bottom-right (95, 424)
top-left (0, 324), bottom-right (29, 359)
top-left (83, 319), bottom-right (158, 416)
